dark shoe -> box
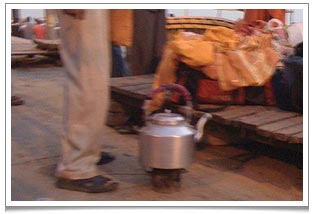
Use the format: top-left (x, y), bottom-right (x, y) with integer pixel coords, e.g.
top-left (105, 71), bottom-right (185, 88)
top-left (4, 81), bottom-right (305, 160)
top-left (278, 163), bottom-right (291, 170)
top-left (114, 125), bottom-right (138, 134)
top-left (97, 152), bottom-right (115, 165)
top-left (55, 175), bottom-right (118, 193)
top-left (11, 96), bottom-right (24, 106)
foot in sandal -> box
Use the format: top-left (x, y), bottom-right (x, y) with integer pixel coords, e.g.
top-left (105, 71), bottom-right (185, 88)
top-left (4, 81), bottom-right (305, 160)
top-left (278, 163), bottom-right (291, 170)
top-left (55, 175), bottom-right (118, 193)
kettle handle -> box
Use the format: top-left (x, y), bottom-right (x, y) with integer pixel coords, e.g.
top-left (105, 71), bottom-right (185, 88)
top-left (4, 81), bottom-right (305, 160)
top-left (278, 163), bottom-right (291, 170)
top-left (147, 83), bottom-right (192, 101)
top-left (144, 84), bottom-right (193, 123)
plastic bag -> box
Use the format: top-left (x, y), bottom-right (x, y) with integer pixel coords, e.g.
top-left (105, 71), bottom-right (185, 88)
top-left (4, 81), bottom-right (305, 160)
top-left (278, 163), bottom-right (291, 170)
top-left (266, 18), bottom-right (294, 58)
top-left (267, 18), bottom-right (288, 41)
top-left (287, 22), bottom-right (303, 47)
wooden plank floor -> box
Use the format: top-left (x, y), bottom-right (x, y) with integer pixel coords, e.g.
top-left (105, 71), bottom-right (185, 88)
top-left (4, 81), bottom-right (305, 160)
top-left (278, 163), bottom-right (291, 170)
top-left (11, 36), bottom-right (58, 56)
top-left (112, 74), bottom-right (303, 149)
top-left (110, 74), bottom-right (154, 101)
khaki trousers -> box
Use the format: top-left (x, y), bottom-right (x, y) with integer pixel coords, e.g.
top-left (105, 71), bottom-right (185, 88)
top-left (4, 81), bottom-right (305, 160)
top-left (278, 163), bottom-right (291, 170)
top-left (56, 10), bottom-right (111, 179)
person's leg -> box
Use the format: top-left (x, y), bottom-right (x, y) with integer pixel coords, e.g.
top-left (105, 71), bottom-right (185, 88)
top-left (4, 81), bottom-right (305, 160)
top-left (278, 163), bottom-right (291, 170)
top-left (112, 45), bottom-right (131, 77)
top-left (111, 45), bottom-right (123, 77)
top-left (55, 9), bottom-right (117, 192)
top-left (130, 10), bottom-right (152, 75)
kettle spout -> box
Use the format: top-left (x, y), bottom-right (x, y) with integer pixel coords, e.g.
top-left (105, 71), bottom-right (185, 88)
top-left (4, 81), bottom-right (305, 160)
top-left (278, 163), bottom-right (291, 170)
top-left (194, 113), bottom-right (212, 142)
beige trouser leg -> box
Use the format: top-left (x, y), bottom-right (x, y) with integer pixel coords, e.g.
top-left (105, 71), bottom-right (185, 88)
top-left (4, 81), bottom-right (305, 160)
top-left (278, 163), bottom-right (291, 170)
top-left (56, 10), bottom-right (111, 180)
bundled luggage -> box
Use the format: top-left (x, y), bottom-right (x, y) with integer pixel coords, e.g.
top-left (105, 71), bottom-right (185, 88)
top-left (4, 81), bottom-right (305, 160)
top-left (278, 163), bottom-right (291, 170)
top-left (146, 17), bottom-right (303, 114)
top-left (174, 63), bottom-right (276, 108)
top-left (272, 49), bottom-right (303, 113)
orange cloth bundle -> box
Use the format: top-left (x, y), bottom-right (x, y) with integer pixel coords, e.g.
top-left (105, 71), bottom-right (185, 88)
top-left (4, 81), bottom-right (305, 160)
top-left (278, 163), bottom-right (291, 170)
top-left (203, 26), bottom-right (238, 49)
top-left (147, 25), bottom-right (280, 112)
top-left (217, 47), bottom-right (280, 91)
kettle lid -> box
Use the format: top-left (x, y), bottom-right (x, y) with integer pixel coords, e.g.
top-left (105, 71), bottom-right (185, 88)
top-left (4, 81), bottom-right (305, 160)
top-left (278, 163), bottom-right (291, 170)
top-left (150, 113), bottom-right (185, 126)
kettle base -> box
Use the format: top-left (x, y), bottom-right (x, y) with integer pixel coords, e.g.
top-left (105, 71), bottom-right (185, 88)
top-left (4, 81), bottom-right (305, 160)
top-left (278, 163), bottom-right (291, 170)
top-left (151, 168), bottom-right (183, 193)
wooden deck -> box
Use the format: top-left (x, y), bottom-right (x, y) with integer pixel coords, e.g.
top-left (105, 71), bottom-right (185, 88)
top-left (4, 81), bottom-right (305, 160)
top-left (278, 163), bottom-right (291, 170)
top-left (11, 35), bottom-right (303, 152)
top-left (110, 74), bottom-right (303, 152)
top-left (11, 36), bottom-right (59, 56)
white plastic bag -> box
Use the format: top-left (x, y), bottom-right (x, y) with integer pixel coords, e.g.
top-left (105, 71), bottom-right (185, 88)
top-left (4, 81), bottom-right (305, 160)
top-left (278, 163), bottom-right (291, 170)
top-left (287, 22), bottom-right (303, 47)
top-left (271, 40), bottom-right (294, 57)
top-left (267, 18), bottom-right (288, 41)
top-left (266, 19), bottom-right (294, 58)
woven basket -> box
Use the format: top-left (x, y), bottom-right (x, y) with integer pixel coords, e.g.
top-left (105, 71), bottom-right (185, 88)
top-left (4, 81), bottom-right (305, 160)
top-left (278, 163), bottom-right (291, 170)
top-left (166, 16), bottom-right (235, 39)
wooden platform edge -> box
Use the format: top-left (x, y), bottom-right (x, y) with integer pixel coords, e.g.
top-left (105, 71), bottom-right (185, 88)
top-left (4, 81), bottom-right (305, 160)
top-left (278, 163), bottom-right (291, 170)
top-left (109, 75), bottom-right (303, 151)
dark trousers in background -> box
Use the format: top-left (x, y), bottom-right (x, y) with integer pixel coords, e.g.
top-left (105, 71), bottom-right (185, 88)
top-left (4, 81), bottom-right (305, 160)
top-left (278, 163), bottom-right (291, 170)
top-left (128, 9), bottom-right (167, 75)
top-left (111, 45), bottom-right (131, 77)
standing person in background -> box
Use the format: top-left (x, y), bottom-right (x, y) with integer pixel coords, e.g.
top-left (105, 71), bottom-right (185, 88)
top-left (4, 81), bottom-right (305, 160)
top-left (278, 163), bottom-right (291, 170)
top-left (244, 9), bottom-right (286, 24)
top-left (18, 16), bottom-right (34, 39)
top-left (110, 9), bottom-right (133, 77)
top-left (128, 9), bottom-right (167, 75)
top-left (111, 45), bottom-right (131, 77)
top-left (32, 18), bottom-right (47, 39)
top-left (55, 9), bottom-right (118, 193)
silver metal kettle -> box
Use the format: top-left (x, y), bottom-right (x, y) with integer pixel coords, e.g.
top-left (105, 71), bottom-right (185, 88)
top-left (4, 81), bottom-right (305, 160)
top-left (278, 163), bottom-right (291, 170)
top-left (139, 84), bottom-right (212, 170)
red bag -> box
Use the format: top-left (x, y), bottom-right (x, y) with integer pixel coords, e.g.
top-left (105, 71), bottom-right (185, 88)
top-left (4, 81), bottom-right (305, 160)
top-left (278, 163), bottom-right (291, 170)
top-left (171, 65), bottom-right (246, 105)
top-left (172, 63), bottom-right (275, 106)
top-left (263, 79), bottom-right (276, 106)
top-left (197, 79), bottom-right (245, 105)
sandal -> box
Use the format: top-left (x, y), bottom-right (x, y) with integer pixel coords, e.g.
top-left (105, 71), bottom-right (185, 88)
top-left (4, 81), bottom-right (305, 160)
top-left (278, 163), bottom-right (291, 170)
top-left (55, 175), bottom-right (118, 193)
top-left (11, 96), bottom-right (25, 106)
top-left (97, 152), bottom-right (115, 165)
